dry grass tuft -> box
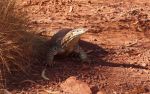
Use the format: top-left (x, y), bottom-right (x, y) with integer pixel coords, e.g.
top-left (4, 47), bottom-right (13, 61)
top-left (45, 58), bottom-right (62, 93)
top-left (0, 0), bottom-right (30, 72)
top-left (0, 0), bottom-right (47, 82)
top-left (0, 0), bottom-right (49, 90)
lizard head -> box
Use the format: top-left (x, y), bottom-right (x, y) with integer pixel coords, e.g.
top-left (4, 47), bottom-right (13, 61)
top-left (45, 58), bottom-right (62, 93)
top-left (71, 27), bottom-right (88, 37)
top-left (61, 27), bottom-right (88, 48)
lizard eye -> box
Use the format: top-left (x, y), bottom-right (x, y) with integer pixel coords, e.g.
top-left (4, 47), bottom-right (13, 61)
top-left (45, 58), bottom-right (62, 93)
top-left (53, 47), bottom-right (57, 50)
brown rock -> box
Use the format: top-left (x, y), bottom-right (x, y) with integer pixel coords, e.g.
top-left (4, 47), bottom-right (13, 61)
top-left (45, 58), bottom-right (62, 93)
top-left (97, 91), bottom-right (104, 94)
top-left (60, 76), bottom-right (92, 94)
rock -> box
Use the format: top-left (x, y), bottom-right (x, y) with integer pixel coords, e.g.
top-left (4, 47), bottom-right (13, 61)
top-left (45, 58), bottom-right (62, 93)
top-left (60, 76), bottom-right (92, 94)
top-left (97, 91), bottom-right (104, 94)
top-left (141, 63), bottom-right (147, 67)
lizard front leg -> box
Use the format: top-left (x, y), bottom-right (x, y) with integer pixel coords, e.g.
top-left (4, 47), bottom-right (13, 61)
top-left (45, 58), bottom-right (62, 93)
top-left (46, 47), bottom-right (65, 67)
top-left (46, 47), bottom-right (58, 67)
top-left (74, 45), bottom-right (90, 63)
top-left (42, 47), bottom-right (59, 80)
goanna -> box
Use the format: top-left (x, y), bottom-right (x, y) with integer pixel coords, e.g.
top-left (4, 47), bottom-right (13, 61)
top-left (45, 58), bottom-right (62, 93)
top-left (46, 27), bottom-right (89, 66)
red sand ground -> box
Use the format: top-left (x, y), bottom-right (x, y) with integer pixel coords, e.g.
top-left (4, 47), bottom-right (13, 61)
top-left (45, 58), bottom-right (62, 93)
top-left (7, 0), bottom-right (150, 94)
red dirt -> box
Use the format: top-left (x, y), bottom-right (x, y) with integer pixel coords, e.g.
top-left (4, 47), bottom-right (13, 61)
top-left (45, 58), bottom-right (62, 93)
top-left (7, 0), bottom-right (150, 94)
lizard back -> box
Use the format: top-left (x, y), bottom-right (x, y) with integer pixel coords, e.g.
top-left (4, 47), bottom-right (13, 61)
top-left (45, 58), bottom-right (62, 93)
top-left (49, 28), bottom-right (72, 46)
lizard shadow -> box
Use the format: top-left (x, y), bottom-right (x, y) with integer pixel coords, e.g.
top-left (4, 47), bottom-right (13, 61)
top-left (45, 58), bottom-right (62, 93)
top-left (47, 28), bottom-right (147, 70)
top-left (80, 40), bottom-right (148, 70)
top-left (54, 38), bottom-right (148, 70)
top-left (45, 37), bottom-right (149, 82)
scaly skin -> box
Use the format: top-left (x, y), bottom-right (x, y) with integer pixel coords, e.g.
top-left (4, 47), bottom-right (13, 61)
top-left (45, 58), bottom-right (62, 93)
top-left (46, 27), bottom-right (89, 66)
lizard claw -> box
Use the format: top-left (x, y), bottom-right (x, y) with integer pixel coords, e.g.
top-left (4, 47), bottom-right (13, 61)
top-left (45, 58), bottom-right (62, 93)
top-left (41, 68), bottom-right (49, 80)
top-left (47, 61), bottom-right (57, 68)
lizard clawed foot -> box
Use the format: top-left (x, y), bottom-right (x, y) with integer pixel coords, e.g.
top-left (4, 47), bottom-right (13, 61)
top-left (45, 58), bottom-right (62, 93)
top-left (41, 68), bottom-right (49, 80)
top-left (41, 61), bottom-right (56, 80)
top-left (47, 61), bottom-right (56, 68)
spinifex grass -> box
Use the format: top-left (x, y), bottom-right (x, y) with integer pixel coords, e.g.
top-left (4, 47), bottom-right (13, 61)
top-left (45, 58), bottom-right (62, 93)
top-left (0, 0), bottom-right (47, 90)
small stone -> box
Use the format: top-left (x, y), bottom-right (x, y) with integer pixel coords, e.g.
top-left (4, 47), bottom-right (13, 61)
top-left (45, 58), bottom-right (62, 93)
top-left (94, 39), bottom-right (97, 41)
top-left (60, 76), bottom-right (92, 94)
top-left (141, 63), bottom-right (147, 67)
